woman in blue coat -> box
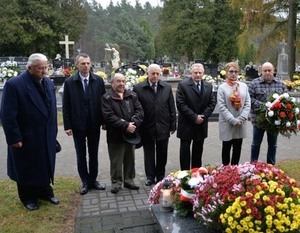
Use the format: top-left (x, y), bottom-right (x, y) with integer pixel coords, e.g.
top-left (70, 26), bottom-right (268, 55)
top-left (0, 53), bottom-right (58, 210)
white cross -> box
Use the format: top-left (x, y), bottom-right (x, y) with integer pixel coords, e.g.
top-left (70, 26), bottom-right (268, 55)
top-left (59, 35), bottom-right (74, 59)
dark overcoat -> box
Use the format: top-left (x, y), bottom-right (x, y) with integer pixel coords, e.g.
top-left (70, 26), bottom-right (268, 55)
top-left (0, 71), bottom-right (57, 186)
top-left (63, 71), bottom-right (106, 131)
top-left (101, 89), bottom-right (144, 144)
top-left (176, 77), bottom-right (216, 140)
top-left (133, 79), bottom-right (176, 141)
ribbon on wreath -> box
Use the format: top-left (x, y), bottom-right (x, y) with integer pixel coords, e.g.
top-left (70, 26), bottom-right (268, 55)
top-left (180, 189), bottom-right (195, 202)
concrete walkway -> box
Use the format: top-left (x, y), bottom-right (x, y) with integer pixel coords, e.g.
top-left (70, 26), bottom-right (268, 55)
top-left (1, 122), bottom-right (300, 232)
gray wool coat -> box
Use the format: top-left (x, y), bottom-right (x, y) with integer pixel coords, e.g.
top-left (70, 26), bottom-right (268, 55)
top-left (217, 81), bottom-right (251, 141)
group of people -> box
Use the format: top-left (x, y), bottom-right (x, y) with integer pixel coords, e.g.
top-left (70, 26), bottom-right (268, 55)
top-left (0, 52), bottom-right (287, 211)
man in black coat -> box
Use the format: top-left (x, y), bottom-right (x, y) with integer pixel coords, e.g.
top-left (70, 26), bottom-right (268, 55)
top-left (63, 53), bottom-right (106, 195)
top-left (133, 64), bottom-right (176, 186)
top-left (176, 63), bottom-right (216, 170)
top-left (1, 53), bottom-right (59, 210)
top-left (101, 73), bottom-right (144, 194)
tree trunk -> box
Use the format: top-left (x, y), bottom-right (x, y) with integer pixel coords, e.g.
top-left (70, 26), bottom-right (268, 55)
top-left (288, 0), bottom-right (297, 81)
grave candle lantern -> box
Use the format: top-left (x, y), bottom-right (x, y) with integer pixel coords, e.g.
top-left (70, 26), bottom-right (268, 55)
top-left (160, 180), bottom-right (173, 212)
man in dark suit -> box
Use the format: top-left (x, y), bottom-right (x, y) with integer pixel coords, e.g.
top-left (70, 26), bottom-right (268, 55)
top-left (133, 64), bottom-right (176, 186)
top-left (176, 63), bottom-right (216, 170)
top-left (63, 53), bottom-right (106, 195)
top-left (0, 53), bottom-right (59, 210)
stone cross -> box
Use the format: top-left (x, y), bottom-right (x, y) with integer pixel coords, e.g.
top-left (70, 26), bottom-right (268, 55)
top-left (59, 35), bottom-right (74, 59)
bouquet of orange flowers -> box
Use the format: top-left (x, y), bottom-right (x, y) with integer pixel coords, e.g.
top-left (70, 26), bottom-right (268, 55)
top-left (257, 92), bottom-right (300, 137)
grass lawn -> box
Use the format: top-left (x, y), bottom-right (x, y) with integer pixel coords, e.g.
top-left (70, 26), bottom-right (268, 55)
top-left (0, 177), bottom-right (81, 233)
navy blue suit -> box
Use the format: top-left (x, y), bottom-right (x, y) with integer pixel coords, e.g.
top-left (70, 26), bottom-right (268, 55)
top-left (0, 71), bottom-right (57, 203)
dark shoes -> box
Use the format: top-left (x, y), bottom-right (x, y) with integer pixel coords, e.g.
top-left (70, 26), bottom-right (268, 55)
top-left (46, 196), bottom-right (59, 205)
top-left (90, 181), bottom-right (106, 190)
top-left (24, 202), bottom-right (39, 211)
top-left (80, 181), bottom-right (106, 195)
top-left (124, 183), bottom-right (139, 190)
top-left (145, 179), bottom-right (155, 186)
top-left (111, 186), bottom-right (121, 194)
top-left (80, 183), bottom-right (89, 195)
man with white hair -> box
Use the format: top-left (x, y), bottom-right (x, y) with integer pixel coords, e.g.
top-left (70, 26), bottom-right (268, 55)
top-left (133, 64), bottom-right (176, 186)
top-left (1, 53), bottom-right (59, 210)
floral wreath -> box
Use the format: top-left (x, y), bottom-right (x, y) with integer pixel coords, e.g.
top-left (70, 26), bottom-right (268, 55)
top-left (115, 64), bottom-right (147, 89)
top-left (256, 92), bottom-right (300, 137)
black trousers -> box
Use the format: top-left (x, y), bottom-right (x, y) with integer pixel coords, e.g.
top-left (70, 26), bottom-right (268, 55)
top-left (179, 139), bottom-right (204, 170)
top-left (222, 138), bottom-right (243, 165)
top-left (143, 139), bottom-right (168, 182)
top-left (72, 128), bottom-right (100, 185)
top-left (17, 183), bottom-right (54, 204)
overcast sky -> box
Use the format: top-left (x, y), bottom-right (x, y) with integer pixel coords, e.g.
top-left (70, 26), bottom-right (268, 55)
top-left (94, 0), bottom-right (162, 8)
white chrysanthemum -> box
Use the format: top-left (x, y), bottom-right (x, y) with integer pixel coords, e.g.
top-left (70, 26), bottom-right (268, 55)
top-left (297, 120), bottom-right (300, 126)
top-left (283, 93), bottom-right (289, 99)
top-left (188, 177), bottom-right (203, 188)
top-left (295, 108), bottom-right (299, 114)
top-left (286, 122), bottom-right (291, 127)
top-left (268, 111), bottom-right (274, 117)
top-left (265, 102), bottom-right (272, 107)
top-left (273, 93), bottom-right (279, 99)
top-left (177, 170), bottom-right (189, 179)
top-left (274, 120), bottom-right (281, 125)
top-left (291, 97), bottom-right (296, 103)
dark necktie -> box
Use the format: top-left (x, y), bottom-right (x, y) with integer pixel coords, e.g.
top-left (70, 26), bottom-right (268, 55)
top-left (151, 83), bottom-right (156, 94)
top-left (84, 78), bottom-right (88, 95)
top-left (197, 82), bottom-right (201, 93)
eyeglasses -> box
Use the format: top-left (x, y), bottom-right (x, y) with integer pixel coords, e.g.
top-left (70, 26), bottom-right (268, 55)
top-left (263, 69), bottom-right (272, 72)
top-left (228, 70), bottom-right (238, 74)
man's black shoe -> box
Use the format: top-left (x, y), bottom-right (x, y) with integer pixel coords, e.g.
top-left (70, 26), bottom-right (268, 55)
top-left (91, 181), bottom-right (106, 190)
top-left (80, 183), bottom-right (89, 195)
top-left (24, 202), bottom-right (39, 211)
top-left (145, 179), bottom-right (154, 186)
top-left (124, 183), bottom-right (139, 190)
top-left (46, 196), bottom-right (59, 205)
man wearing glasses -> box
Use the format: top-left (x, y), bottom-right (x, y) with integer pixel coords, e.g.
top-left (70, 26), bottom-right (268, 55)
top-left (248, 62), bottom-right (288, 165)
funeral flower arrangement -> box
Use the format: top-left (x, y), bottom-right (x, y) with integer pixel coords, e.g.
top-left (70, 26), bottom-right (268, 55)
top-left (148, 167), bottom-right (210, 217)
top-left (193, 162), bottom-right (300, 232)
top-left (124, 68), bottom-right (147, 89)
top-left (148, 162), bottom-right (300, 232)
top-left (256, 92), bottom-right (300, 137)
top-left (115, 64), bottom-right (147, 90)
top-left (0, 61), bottom-right (19, 81)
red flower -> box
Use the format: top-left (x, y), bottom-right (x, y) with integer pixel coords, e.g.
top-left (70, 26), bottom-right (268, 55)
top-left (274, 102), bottom-right (282, 109)
top-left (288, 113), bottom-right (294, 119)
top-left (279, 111), bottom-right (286, 118)
top-left (286, 103), bottom-right (292, 109)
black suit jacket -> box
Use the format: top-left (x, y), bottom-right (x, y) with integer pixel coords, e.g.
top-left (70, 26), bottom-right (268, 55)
top-left (63, 71), bottom-right (106, 131)
top-left (176, 77), bottom-right (216, 140)
top-left (133, 79), bottom-right (176, 141)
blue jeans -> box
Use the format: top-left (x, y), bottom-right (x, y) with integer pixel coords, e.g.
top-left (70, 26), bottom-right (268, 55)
top-left (251, 125), bottom-right (278, 165)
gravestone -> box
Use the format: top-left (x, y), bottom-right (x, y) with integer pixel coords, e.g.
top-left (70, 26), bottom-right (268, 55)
top-left (276, 40), bottom-right (289, 80)
top-left (63, 59), bottom-right (74, 68)
top-left (203, 63), bottom-right (218, 78)
top-left (52, 59), bottom-right (63, 69)
top-left (245, 62), bottom-right (259, 80)
top-left (14, 57), bottom-right (28, 73)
